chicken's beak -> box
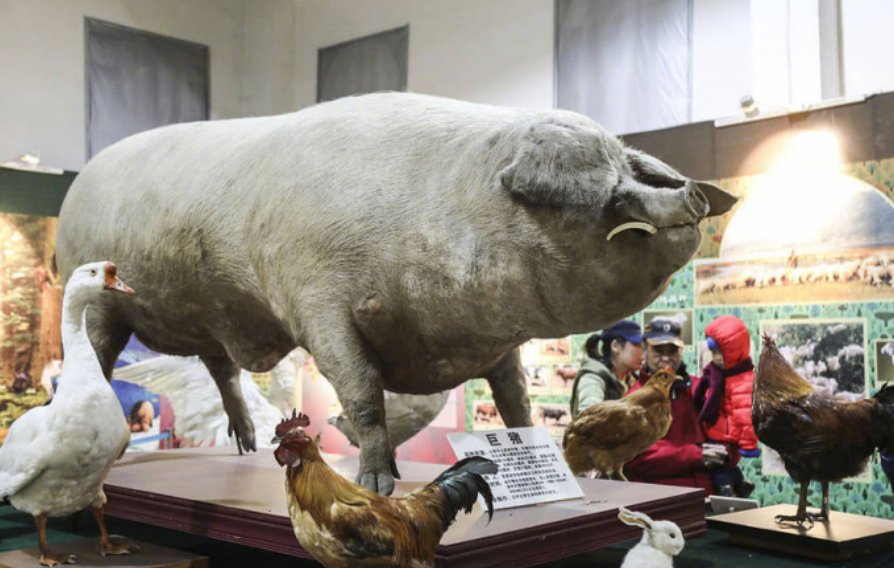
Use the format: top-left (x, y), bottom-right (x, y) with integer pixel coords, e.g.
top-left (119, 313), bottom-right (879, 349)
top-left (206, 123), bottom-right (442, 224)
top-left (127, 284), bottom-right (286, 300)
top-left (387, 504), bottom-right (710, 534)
top-left (271, 435), bottom-right (282, 445)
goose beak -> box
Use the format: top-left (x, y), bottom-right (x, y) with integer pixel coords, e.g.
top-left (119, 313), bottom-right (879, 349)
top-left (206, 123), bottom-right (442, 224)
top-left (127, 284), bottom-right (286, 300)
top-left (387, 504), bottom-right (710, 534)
top-left (103, 263), bottom-right (135, 296)
top-left (105, 276), bottom-right (135, 295)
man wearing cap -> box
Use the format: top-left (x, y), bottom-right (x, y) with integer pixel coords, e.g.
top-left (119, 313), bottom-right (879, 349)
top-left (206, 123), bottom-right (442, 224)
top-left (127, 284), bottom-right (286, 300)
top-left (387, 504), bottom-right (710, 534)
top-left (569, 320), bottom-right (644, 420)
top-left (623, 316), bottom-right (723, 494)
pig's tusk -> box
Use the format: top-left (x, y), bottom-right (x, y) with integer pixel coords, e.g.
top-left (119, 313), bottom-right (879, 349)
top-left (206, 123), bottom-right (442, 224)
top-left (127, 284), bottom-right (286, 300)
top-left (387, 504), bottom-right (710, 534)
top-left (606, 221), bottom-right (658, 241)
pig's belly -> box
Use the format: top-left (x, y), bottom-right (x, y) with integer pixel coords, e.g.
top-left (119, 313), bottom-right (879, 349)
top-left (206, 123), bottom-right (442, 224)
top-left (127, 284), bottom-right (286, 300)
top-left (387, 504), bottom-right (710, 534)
top-left (371, 334), bottom-right (516, 393)
top-left (122, 291), bottom-right (296, 372)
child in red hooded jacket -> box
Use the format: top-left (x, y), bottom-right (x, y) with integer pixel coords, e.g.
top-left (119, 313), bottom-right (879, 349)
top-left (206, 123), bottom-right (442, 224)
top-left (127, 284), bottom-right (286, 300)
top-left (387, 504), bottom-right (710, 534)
top-left (695, 314), bottom-right (760, 498)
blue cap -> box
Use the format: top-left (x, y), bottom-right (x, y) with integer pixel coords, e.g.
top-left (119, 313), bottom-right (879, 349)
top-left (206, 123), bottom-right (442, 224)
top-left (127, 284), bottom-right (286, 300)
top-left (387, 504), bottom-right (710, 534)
top-left (645, 318), bottom-right (685, 348)
top-left (601, 320), bottom-right (644, 344)
top-left (706, 336), bottom-right (719, 351)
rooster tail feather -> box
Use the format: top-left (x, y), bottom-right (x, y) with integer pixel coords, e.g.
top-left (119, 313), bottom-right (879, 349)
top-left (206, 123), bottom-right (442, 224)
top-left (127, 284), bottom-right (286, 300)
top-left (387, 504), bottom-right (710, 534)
top-left (874, 382), bottom-right (894, 405)
top-left (431, 456), bottom-right (498, 529)
top-left (872, 383), bottom-right (894, 451)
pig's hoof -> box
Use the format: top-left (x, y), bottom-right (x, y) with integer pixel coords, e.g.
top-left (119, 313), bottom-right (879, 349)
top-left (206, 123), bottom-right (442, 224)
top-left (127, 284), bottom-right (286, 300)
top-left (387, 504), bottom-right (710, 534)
top-left (357, 471), bottom-right (395, 496)
top-left (228, 418), bottom-right (257, 454)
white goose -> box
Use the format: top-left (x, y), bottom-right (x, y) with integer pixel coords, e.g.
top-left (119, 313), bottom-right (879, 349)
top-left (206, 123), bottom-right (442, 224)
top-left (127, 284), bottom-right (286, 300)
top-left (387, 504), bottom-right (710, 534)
top-left (0, 261), bottom-right (138, 566)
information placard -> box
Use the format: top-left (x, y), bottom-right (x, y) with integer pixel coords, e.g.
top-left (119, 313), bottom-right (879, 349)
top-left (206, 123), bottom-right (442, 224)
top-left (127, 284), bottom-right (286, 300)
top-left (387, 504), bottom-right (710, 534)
top-left (447, 426), bottom-right (584, 510)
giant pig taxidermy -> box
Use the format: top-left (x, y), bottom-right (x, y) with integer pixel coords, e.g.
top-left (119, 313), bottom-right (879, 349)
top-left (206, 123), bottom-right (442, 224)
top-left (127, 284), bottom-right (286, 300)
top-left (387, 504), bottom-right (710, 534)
top-left (55, 92), bottom-right (735, 494)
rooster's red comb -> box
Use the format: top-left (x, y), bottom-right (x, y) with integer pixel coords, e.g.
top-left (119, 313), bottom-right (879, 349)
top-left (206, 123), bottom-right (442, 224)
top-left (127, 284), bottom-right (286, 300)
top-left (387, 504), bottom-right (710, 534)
top-left (275, 409), bottom-right (310, 437)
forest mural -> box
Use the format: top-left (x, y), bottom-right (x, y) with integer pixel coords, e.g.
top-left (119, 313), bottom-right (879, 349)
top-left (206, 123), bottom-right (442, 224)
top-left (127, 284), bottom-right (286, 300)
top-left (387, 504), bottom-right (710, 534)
top-left (0, 213), bottom-right (59, 440)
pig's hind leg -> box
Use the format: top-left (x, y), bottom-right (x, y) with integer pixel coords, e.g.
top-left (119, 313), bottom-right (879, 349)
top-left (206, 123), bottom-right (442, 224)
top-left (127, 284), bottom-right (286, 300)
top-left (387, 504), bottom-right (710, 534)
top-left (484, 349), bottom-right (534, 427)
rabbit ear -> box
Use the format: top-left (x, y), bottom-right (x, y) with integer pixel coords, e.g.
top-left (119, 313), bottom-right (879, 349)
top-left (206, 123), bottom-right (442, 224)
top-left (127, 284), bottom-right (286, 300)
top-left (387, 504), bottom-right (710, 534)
top-left (618, 507), bottom-right (653, 530)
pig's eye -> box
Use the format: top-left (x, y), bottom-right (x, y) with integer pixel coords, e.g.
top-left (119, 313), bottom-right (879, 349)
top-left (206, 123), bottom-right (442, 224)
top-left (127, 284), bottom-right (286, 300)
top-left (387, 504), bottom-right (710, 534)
top-left (90, 269), bottom-right (97, 276)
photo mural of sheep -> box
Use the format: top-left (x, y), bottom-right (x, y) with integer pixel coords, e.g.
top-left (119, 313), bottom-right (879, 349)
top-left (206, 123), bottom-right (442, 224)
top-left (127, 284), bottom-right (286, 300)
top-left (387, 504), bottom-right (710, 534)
top-left (696, 248), bottom-right (894, 305)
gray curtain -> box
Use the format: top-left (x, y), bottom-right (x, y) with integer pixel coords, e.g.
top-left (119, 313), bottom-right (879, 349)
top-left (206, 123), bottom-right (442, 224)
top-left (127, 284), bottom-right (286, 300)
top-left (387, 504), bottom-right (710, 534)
top-left (556, 0), bottom-right (692, 135)
top-left (85, 18), bottom-right (209, 159)
top-left (317, 26), bottom-right (408, 103)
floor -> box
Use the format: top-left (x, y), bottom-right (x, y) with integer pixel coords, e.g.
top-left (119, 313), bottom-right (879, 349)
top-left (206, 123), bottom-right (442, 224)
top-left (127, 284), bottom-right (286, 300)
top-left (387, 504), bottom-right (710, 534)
top-left (2, 504), bottom-right (893, 567)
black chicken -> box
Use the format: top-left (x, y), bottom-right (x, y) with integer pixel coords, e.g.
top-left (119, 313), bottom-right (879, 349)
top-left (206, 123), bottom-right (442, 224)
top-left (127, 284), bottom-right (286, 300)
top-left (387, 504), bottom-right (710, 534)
top-left (753, 335), bottom-right (894, 528)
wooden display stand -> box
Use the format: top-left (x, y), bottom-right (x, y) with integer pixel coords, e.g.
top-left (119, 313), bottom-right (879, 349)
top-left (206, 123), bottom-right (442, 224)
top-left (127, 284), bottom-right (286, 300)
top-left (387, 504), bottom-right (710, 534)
top-left (708, 504), bottom-right (894, 561)
top-left (0, 537), bottom-right (208, 567)
top-left (101, 447), bottom-right (706, 567)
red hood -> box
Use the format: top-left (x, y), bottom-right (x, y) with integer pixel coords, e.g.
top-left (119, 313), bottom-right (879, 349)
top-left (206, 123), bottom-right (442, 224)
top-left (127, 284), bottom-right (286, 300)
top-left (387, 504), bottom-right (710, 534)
top-left (705, 315), bottom-right (751, 369)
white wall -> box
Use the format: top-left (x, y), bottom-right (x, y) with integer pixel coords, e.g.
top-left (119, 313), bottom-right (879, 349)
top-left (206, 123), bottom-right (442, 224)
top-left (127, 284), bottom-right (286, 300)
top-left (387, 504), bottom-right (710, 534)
top-left (0, 0), bottom-right (297, 171)
top-left (691, 0), bottom-right (753, 123)
top-left (3, 0), bottom-right (894, 172)
top-left (841, 0), bottom-right (894, 98)
top-left (293, 0), bottom-right (555, 111)
top-left (242, 0), bottom-right (299, 117)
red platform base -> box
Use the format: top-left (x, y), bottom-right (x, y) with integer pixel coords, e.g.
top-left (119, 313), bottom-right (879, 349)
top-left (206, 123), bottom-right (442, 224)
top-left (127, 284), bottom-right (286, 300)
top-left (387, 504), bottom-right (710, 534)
top-left (103, 447), bottom-right (705, 567)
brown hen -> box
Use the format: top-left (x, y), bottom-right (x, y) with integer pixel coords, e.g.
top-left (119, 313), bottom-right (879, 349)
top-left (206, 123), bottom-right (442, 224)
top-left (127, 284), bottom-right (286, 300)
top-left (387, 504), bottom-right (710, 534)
top-left (754, 335), bottom-right (894, 528)
top-left (563, 368), bottom-right (678, 479)
top-left (273, 411), bottom-right (497, 568)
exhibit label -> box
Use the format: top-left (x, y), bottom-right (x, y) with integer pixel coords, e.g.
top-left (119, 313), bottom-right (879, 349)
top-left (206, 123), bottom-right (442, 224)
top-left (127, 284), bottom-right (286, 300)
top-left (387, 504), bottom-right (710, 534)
top-left (447, 426), bottom-right (584, 510)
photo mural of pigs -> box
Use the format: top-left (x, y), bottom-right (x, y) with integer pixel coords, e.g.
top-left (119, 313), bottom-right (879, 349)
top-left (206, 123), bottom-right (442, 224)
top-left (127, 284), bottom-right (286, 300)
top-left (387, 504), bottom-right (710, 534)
top-left (55, 92), bottom-right (735, 495)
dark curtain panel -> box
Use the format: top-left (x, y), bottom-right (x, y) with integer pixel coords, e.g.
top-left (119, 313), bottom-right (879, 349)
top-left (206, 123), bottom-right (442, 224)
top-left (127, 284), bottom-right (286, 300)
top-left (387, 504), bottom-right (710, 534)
top-left (317, 26), bottom-right (408, 103)
top-left (85, 18), bottom-right (209, 159)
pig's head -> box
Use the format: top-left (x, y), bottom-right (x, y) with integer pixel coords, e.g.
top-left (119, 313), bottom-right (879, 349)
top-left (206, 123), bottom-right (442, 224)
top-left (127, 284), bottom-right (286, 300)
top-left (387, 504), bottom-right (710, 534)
top-left (498, 115), bottom-right (736, 329)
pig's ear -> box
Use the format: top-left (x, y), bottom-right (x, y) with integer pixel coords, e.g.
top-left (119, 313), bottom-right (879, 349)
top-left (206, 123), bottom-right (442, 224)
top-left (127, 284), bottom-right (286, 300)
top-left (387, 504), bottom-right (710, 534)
top-left (624, 146), bottom-right (737, 217)
top-left (624, 148), bottom-right (686, 189)
top-left (500, 121), bottom-right (620, 208)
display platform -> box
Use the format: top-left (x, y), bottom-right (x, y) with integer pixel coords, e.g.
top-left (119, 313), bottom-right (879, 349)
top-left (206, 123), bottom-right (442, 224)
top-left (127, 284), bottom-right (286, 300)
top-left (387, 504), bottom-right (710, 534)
top-left (0, 535), bottom-right (208, 567)
top-left (101, 447), bottom-right (705, 568)
top-left (708, 503), bottom-right (894, 562)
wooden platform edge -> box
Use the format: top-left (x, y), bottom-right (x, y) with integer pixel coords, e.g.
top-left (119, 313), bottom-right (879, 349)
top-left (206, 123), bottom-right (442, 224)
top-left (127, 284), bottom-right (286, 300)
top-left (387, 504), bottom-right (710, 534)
top-left (435, 497), bottom-right (705, 568)
top-left (103, 484), bottom-right (311, 559)
top-left (105, 483), bottom-right (705, 568)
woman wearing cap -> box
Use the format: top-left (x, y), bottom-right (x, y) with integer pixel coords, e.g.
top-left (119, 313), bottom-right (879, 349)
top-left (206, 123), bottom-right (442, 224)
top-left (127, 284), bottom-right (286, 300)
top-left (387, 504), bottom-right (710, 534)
top-left (569, 320), bottom-right (644, 420)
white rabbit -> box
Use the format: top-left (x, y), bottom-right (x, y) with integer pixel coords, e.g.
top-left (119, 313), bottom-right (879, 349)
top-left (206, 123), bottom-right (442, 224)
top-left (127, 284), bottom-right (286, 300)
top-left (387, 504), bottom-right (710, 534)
top-left (618, 506), bottom-right (685, 568)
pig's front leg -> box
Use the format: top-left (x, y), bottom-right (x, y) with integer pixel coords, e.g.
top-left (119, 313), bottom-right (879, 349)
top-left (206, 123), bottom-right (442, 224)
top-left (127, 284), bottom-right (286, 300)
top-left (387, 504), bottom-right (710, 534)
top-left (309, 325), bottom-right (398, 495)
top-left (485, 348), bottom-right (533, 427)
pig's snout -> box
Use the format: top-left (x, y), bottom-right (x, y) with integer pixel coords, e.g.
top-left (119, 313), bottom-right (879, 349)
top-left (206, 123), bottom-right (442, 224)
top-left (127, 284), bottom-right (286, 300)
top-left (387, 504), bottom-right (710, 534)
top-left (684, 181), bottom-right (710, 219)
top-left (606, 181), bottom-right (722, 242)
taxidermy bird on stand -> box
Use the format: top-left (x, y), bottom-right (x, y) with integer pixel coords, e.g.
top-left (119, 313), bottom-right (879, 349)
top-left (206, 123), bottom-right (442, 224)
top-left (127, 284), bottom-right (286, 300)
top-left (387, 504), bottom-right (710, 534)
top-left (0, 262), bottom-right (139, 566)
top-left (754, 335), bottom-right (894, 528)
top-left (563, 368), bottom-right (677, 479)
top-left (273, 411), bottom-right (497, 568)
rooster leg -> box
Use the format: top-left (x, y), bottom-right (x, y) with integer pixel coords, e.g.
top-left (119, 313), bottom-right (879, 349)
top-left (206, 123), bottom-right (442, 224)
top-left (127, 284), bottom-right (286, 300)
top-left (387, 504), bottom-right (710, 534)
top-left (774, 481), bottom-right (814, 529)
top-left (92, 506), bottom-right (140, 556)
top-left (36, 513), bottom-right (76, 566)
top-left (815, 481), bottom-right (831, 521)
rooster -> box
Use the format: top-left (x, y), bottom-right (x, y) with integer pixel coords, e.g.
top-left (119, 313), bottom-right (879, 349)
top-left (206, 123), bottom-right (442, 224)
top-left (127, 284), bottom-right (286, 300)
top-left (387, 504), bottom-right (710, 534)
top-left (563, 368), bottom-right (678, 479)
top-left (754, 335), bottom-right (894, 528)
top-left (273, 411), bottom-right (497, 567)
